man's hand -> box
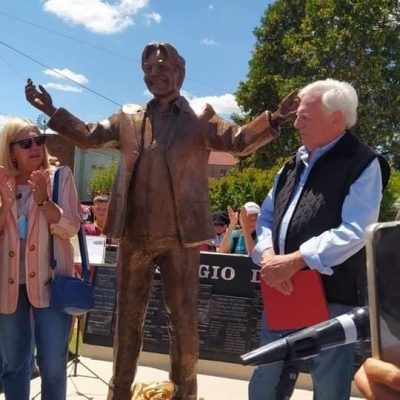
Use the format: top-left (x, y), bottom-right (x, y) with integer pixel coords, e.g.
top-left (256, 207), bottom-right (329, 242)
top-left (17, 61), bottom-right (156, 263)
top-left (270, 89), bottom-right (299, 128)
top-left (25, 78), bottom-right (57, 116)
top-left (354, 358), bottom-right (400, 400)
top-left (274, 279), bottom-right (294, 296)
top-left (259, 249), bottom-right (293, 295)
top-left (260, 250), bottom-right (305, 287)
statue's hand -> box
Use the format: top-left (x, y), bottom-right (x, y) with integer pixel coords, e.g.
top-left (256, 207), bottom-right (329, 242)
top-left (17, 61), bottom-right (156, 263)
top-left (270, 89), bottom-right (299, 128)
top-left (25, 78), bottom-right (57, 116)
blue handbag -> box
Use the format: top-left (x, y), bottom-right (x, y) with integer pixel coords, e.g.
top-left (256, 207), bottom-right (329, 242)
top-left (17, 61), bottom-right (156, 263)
top-left (49, 167), bottom-right (95, 315)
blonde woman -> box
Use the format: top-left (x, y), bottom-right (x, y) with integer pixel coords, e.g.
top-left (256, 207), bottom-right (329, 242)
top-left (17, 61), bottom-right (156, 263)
top-left (0, 118), bottom-right (80, 400)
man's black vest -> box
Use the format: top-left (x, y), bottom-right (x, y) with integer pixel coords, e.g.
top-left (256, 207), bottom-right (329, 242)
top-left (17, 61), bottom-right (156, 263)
top-left (272, 131), bottom-right (390, 306)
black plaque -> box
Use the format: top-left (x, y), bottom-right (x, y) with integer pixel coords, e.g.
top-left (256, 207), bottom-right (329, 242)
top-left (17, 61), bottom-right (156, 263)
top-left (206, 295), bottom-right (252, 357)
top-left (84, 254), bottom-right (263, 362)
top-left (84, 265), bottom-right (117, 347)
top-left (83, 253), bottom-right (369, 371)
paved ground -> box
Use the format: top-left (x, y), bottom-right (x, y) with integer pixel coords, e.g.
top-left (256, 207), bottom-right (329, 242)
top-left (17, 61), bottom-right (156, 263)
top-left (0, 354), bottom-right (364, 400)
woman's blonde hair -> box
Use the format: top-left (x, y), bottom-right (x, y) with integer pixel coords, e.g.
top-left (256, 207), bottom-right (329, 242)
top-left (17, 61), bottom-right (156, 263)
top-left (0, 118), bottom-right (50, 176)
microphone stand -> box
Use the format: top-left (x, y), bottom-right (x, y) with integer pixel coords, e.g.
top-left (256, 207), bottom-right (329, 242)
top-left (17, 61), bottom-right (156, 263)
top-left (274, 329), bottom-right (320, 400)
top-left (275, 360), bottom-right (300, 400)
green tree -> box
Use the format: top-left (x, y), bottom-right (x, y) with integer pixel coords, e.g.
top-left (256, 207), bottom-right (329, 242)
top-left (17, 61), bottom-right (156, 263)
top-left (209, 162), bottom-right (285, 211)
top-left (234, 0), bottom-right (400, 169)
top-left (87, 160), bottom-right (118, 197)
top-left (380, 169), bottom-right (400, 221)
top-left (209, 165), bottom-right (400, 222)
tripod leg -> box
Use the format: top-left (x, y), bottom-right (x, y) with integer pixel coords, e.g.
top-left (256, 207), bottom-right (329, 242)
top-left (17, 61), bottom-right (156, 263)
top-left (69, 315), bottom-right (82, 377)
top-left (66, 315), bottom-right (111, 391)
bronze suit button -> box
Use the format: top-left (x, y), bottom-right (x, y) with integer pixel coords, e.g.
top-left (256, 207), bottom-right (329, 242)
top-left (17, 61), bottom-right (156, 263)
top-left (9, 251), bottom-right (15, 257)
top-left (8, 278), bottom-right (14, 284)
top-left (30, 272), bottom-right (36, 278)
top-left (29, 245), bottom-right (35, 251)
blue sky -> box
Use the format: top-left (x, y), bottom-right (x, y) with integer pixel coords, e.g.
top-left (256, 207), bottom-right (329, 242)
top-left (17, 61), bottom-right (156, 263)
top-left (0, 0), bottom-right (271, 127)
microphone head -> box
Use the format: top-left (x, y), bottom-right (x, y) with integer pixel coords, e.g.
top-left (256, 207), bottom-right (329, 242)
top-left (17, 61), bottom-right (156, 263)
top-left (240, 337), bottom-right (288, 366)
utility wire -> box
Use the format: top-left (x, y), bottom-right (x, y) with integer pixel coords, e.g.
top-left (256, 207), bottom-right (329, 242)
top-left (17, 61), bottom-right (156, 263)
top-left (0, 10), bottom-right (231, 93)
top-left (0, 39), bottom-right (122, 107)
top-left (0, 49), bottom-right (25, 80)
top-left (0, 10), bottom-right (137, 64)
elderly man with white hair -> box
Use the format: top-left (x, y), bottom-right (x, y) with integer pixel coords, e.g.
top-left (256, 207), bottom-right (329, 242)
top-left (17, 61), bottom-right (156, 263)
top-left (249, 79), bottom-right (391, 400)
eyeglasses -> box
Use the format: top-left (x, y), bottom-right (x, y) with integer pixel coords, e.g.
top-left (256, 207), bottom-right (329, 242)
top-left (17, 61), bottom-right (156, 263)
top-left (10, 136), bottom-right (46, 149)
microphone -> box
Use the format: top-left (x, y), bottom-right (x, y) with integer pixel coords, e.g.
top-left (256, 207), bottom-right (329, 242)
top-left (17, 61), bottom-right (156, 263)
top-left (240, 306), bottom-right (369, 366)
top-left (16, 193), bottom-right (22, 200)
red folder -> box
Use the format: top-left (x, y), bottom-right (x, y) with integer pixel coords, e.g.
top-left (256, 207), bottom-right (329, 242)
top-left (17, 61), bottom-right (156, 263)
top-left (261, 269), bottom-right (329, 330)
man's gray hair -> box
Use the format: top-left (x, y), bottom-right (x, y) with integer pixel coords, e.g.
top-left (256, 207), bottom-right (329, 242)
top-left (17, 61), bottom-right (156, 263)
top-left (298, 79), bottom-right (358, 129)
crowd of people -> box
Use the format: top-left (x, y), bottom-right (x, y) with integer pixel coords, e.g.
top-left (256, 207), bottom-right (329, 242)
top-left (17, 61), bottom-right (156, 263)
top-left (0, 40), bottom-right (397, 400)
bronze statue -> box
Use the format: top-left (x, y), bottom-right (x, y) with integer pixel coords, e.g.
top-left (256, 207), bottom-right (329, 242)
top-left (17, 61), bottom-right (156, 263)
top-left (25, 42), bottom-right (298, 400)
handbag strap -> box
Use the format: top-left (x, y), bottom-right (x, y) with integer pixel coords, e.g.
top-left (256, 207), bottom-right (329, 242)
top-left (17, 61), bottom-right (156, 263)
top-left (50, 167), bottom-right (91, 282)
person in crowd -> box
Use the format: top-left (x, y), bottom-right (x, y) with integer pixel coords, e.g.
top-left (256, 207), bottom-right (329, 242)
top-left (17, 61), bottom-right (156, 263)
top-left (0, 118), bottom-right (80, 400)
top-left (249, 79), bottom-right (390, 400)
top-left (84, 194), bottom-right (109, 236)
top-left (69, 194), bottom-right (112, 354)
top-left (198, 210), bottom-right (230, 252)
top-left (218, 202), bottom-right (260, 255)
top-left (212, 210), bottom-right (229, 250)
top-left (354, 358), bottom-right (400, 400)
top-left (25, 42), bottom-right (298, 400)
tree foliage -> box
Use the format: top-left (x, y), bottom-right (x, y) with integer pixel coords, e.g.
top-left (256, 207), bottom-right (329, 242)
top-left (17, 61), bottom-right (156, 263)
top-left (87, 160), bottom-right (118, 197)
top-left (209, 161), bottom-right (285, 211)
top-left (381, 169), bottom-right (400, 221)
top-left (234, 0), bottom-right (400, 169)
top-left (210, 164), bottom-right (400, 222)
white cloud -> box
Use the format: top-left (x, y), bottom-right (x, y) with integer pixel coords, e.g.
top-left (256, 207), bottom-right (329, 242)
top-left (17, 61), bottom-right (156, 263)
top-left (0, 115), bottom-right (15, 129)
top-left (43, 0), bottom-right (150, 34)
top-left (43, 68), bottom-right (89, 84)
top-left (143, 89), bottom-right (152, 97)
top-left (208, 4), bottom-right (214, 10)
top-left (144, 12), bottom-right (162, 25)
top-left (143, 89), bottom-right (241, 116)
top-left (182, 91), bottom-right (241, 116)
top-left (201, 38), bottom-right (219, 46)
top-left (43, 83), bottom-right (83, 93)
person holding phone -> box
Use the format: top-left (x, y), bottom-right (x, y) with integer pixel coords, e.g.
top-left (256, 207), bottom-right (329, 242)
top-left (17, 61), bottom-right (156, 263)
top-left (354, 358), bottom-right (400, 400)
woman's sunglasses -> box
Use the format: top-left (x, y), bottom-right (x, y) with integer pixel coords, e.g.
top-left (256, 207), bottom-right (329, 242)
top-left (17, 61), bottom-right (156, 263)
top-left (10, 136), bottom-right (46, 150)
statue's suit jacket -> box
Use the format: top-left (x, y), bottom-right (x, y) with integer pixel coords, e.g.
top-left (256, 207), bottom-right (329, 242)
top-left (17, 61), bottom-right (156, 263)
top-left (48, 96), bottom-right (279, 246)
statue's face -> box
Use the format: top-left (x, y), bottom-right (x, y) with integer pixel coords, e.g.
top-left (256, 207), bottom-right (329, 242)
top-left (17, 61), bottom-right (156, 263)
top-left (143, 49), bottom-right (181, 102)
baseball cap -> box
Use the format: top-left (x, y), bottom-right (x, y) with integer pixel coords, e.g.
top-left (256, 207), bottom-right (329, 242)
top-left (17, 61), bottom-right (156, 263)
top-left (244, 202), bottom-right (260, 215)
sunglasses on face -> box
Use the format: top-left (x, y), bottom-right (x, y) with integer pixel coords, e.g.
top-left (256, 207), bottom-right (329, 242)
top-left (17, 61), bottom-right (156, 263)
top-left (10, 136), bottom-right (46, 149)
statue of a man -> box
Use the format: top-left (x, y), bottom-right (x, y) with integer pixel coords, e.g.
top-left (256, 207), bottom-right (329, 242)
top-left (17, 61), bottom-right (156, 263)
top-left (25, 42), bottom-right (298, 400)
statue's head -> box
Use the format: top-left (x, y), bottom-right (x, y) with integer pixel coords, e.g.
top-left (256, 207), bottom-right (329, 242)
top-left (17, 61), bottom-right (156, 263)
top-left (141, 42), bottom-right (186, 103)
